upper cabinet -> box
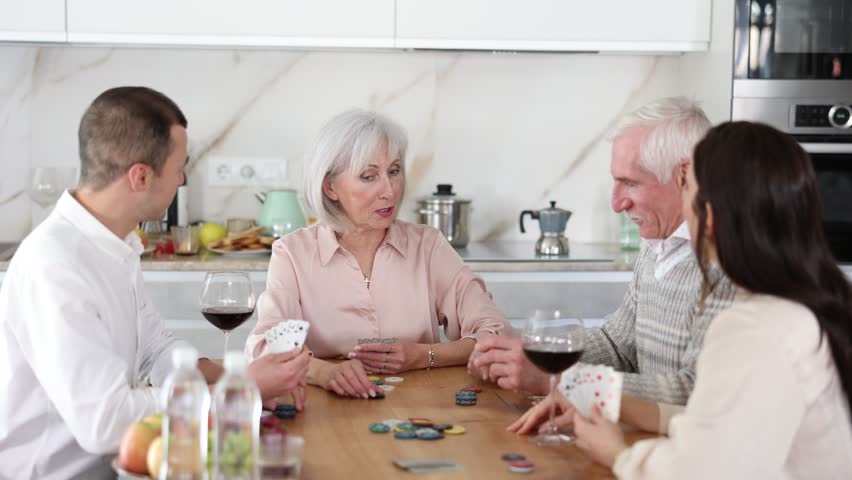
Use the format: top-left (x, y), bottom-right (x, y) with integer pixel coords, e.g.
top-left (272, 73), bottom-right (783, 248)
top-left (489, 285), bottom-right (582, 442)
top-left (0, 0), bottom-right (66, 42)
top-left (66, 0), bottom-right (395, 48)
top-left (3, 0), bottom-right (711, 53)
top-left (395, 0), bottom-right (712, 53)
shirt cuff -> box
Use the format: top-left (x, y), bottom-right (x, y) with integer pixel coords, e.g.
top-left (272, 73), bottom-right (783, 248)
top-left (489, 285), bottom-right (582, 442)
top-left (657, 402), bottom-right (684, 434)
top-left (612, 446), bottom-right (635, 477)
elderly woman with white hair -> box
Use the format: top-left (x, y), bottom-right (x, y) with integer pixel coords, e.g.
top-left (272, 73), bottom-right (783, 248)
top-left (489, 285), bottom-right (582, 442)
top-left (245, 109), bottom-right (508, 398)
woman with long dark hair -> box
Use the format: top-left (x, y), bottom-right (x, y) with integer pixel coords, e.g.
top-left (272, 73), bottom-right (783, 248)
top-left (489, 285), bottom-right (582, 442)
top-left (573, 121), bottom-right (852, 478)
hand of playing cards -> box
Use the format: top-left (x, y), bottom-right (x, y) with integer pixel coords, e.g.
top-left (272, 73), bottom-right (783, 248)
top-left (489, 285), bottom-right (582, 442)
top-left (264, 320), bottom-right (310, 354)
top-left (559, 363), bottom-right (623, 422)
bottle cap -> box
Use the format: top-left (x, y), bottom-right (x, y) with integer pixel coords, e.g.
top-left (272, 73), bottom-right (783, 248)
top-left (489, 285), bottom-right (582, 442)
top-left (171, 346), bottom-right (199, 368)
top-left (224, 351), bottom-right (248, 372)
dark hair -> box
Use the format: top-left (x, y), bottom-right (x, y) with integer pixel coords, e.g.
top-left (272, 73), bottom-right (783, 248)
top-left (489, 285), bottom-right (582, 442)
top-left (78, 86), bottom-right (187, 190)
top-left (692, 121), bottom-right (852, 412)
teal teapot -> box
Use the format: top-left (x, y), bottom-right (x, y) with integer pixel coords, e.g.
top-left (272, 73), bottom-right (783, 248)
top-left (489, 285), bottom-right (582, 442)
top-left (255, 189), bottom-right (306, 237)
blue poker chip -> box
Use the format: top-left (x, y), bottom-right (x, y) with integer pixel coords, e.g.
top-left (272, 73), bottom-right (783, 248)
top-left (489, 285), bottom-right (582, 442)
top-left (275, 404), bottom-right (297, 412)
top-left (433, 424), bottom-right (453, 432)
top-left (455, 399), bottom-right (477, 406)
top-left (395, 422), bottom-right (418, 432)
top-left (394, 431), bottom-right (417, 440)
top-left (274, 409), bottom-right (297, 419)
top-left (369, 422), bottom-right (391, 433)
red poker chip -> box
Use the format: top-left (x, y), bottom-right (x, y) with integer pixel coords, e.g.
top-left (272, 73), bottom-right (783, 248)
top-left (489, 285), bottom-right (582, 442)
top-left (508, 460), bottom-right (535, 473)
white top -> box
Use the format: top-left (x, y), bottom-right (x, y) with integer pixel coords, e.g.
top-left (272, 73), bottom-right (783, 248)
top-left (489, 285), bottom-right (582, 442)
top-left (0, 191), bottom-right (189, 480)
top-left (614, 291), bottom-right (852, 479)
top-left (645, 222), bottom-right (691, 280)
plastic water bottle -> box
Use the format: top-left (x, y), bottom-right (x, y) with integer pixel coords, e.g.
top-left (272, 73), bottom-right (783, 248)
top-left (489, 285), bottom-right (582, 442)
top-left (619, 212), bottom-right (641, 251)
top-left (161, 346), bottom-right (210, 480)
top-left (212, 351), bottom-right (261, 480)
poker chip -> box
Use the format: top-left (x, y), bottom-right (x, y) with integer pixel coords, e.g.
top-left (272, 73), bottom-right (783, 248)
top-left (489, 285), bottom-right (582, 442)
top-left (455, 399), bottom-right (476, 406)
top-left (382, 419), bottom-right (404, 428)
top-left (501, 453), bottom-right (526, 462)
top-left (368, 376), bottom-right (381, 382)
top-left (275, 404), bottom-right (297, 412)
top-left (433, 424), bottom-right (453, 432)
top-left (508, 460), bottom-right (535, 473)
top-left (368, 392), bottom-right (386, 400)
top-left (415, 428), bottom-right (444, 440)
top-left (443, 425), bottom-right (466, 435)
top-left (455, 391), bottom-right (477, 400)
top-left (274, 409), bottom-right (297, 419)
top-left (379, 384), bottom-right (395, 391)
top-left (409, 418), bottom-right (434, 427)
top-left (384, 376), bottom-right (404, 383)
top-left (369, 422), bottom-right (391, 433)
top-left (371, 379), bottom-right (384, 386)
top-left (394, 422), bottom-right (417, 432)
top-left (394, 431), bottom-right (417, 440)
top-left (461, 386), bottom-right (483, 393)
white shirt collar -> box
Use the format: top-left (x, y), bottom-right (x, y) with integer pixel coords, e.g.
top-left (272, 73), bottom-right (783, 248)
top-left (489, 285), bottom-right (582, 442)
top-left (645, 222), bottom-right (692, 280)
top-left (55, 190), bottom-right (143, 261)
top-left (646, 221), bottom-right (691, 257)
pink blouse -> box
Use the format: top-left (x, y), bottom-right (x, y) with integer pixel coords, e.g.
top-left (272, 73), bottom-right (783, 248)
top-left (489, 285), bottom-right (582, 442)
top-left (246, 220), bottom-right (508, 359)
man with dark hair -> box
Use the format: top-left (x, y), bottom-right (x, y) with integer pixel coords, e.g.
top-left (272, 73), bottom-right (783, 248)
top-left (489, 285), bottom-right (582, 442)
top-left (78, 86), bottom-right (188, 190)
top-left (0, 87), bottom-right (309, 479)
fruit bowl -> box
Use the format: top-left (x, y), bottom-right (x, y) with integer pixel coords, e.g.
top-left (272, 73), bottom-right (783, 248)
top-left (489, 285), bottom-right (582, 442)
top-left (111, 457), bottom-right (149, 479)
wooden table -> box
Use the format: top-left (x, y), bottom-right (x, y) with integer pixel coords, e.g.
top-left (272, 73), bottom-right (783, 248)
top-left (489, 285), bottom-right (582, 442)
top-left (282, 366), bottom-right (656, 479)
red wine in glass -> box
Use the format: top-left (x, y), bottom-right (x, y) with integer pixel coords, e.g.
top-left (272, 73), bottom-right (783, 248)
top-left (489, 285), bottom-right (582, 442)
top-left (201, 306), bottom-right (254, 332)
top-left (523, 344), bottom-right (584, 374)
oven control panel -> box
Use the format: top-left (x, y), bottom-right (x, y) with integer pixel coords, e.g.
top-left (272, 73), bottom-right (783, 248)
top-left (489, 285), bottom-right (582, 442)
top-left (795, 104), bottom-right (852, 129)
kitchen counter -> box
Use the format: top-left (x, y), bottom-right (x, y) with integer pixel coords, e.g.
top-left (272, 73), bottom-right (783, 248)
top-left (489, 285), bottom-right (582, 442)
top-left (140, 241), bottom-right (638, 272)
top-left (0, 241), bottom-right (636, 273)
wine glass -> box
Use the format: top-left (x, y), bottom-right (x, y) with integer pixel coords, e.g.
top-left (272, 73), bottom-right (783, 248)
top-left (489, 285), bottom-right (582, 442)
top-left (28, 167), bottom-right (78, 225)
top-left (522, 308), bottom-right (585, 446)
top-left (200, 272), bottom-right (256, 358)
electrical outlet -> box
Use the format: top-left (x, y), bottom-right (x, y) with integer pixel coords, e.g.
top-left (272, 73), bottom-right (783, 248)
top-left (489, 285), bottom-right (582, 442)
top-left (207, 155), bottom-right (287, 187)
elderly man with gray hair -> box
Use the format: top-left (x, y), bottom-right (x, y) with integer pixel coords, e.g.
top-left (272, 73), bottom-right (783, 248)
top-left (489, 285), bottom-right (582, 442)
top-left (473, 97), bottom-right (736, 434)
top-left (246, 109), bottom-right (508, 400)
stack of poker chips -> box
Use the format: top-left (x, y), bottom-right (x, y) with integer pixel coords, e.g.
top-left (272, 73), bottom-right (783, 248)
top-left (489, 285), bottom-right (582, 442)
top-left (273, 404), bottom-right (297, 419)
top-left (455, 390), bottom-right (477, 406)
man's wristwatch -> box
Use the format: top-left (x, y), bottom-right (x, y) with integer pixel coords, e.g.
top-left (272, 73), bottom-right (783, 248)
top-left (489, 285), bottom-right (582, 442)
top-left (427, 344), bottom-right (436, 370)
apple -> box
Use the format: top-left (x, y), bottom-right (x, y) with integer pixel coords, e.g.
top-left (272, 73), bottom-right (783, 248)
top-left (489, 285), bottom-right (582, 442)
top-left (119, 421), bottom-right (159, 475)
top-left (146, 436), bottom-right (163, 479)
top-left (199, 222), bottom-right (227, 247)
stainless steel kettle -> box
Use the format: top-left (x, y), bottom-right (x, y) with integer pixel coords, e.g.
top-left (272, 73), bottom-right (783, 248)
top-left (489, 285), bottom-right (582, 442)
top-left (520, 201), bottom-right (572, 256)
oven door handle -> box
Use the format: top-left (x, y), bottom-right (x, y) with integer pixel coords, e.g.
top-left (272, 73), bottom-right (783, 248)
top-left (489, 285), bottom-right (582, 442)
top-left (800, 143), bottom-right (852, 154)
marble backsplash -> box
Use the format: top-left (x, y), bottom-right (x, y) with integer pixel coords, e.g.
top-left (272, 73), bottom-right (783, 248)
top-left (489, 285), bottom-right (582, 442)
top-left (0, 45), bottom-right (732, 244)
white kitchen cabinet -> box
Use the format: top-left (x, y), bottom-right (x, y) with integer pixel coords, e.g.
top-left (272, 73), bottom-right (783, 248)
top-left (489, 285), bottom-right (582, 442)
top-left (0, 0), bottom-right (66, 42)
top-left (395, 0), bottom-right (712, 53)
top-left (139, 270), bottom-right (629, 358)
top-left (66, 0), bottom-right (395, 48)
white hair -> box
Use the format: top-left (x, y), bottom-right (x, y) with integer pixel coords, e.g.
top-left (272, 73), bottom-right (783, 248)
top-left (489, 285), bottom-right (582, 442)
top-left (302, 108), bottom-right (408, 233)
top-left (614, 97), bottom-right (711, 184)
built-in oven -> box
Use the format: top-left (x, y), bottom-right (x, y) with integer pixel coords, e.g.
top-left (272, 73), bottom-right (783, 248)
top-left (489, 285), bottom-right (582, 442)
top-left (732, 0), bottom-right (852, 261)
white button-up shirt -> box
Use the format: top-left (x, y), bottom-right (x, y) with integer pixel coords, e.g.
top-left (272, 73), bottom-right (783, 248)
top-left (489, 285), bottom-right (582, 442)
top-left (645, 222), bottom-right (692, 280)
top-left (0, 191), bottom-right (189, 480)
